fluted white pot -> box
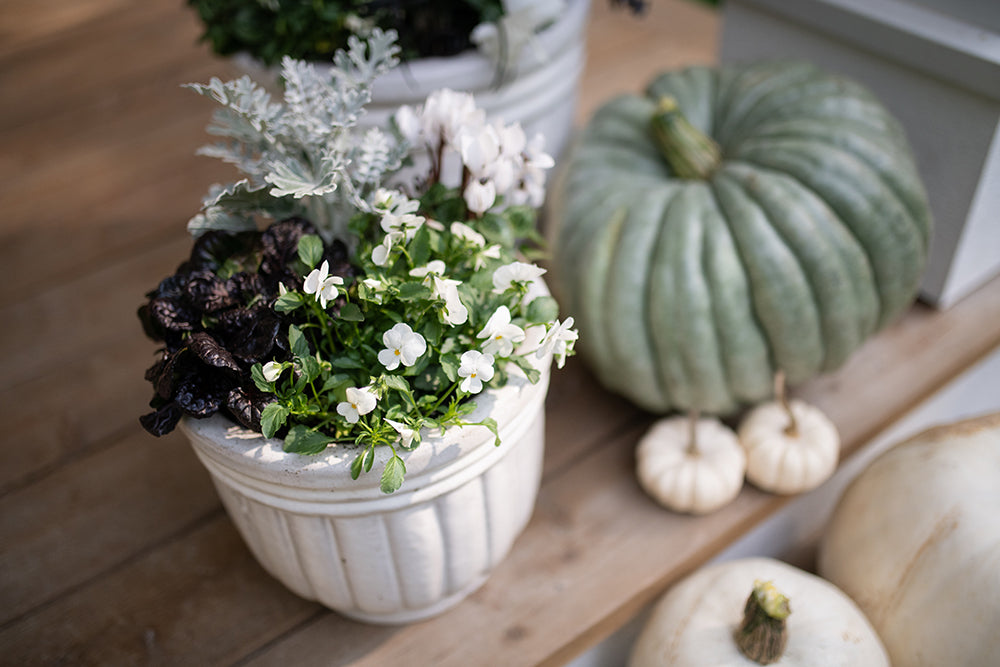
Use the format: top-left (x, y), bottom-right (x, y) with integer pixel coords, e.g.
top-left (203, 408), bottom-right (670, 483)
top-left (233, 0), bottom-right (591, 161)
top-left (180, 354), bottom-right (550, 624)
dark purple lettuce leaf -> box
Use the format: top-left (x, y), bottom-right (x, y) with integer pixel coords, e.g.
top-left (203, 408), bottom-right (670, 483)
top-left (187, 331), bottom-right (242, 374)
top-left (226, 386), bottom-right (273, 431)
top-left (173, 371), bottom-right (231, 417)
top-left (217, 304), bottom-right (281, 363)
top-left (139, 402), bottom-right (183, 436)
top-left (184, 270), bottom-right (240, 312)
top-left (147, 296), bottom-right (198, 335)
top-left (187, 229), bottom-right (261, 273)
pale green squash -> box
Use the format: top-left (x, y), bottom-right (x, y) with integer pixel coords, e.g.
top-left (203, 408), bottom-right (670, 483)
top-left (547, 61), bottom-right (931, 414)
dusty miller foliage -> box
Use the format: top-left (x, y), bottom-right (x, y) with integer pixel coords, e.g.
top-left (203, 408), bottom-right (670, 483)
top-left (185, 28), bottom-right (406, 239)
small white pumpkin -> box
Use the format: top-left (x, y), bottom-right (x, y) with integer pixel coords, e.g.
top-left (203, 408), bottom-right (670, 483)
top-left (636, 414), bottom-right (746, 515)
top-left (630, 557), bottom-right (890, 666)
top-left (819, 411), bottom-right (1000, 667)
top-left (738, 373), bottom-right (840, 494)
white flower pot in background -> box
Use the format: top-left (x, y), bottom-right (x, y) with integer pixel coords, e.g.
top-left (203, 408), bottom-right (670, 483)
top-left (234, 0), bottom-right (591, 161)
top-left (180, 351), bottom-right (550, 625)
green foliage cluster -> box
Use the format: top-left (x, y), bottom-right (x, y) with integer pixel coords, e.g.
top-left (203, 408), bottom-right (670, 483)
top-left (188, 0), bottom-right (504, 65)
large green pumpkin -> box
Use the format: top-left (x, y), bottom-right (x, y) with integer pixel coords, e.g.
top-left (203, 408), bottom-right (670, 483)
top-left (548, 61), bottom-right (931, 414)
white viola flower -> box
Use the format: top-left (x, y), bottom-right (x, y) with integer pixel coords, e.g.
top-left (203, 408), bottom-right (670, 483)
top-left (438, 278), bottom-right (469, 325)
top-left (409, 260), bottom-right (447, 281)
top-left (337, 386), bottom-right (377, 424)
top-left (464, 178), bottom-right (496, 216)
top-left (475, 243), bottom-right (503, 270)
top-left (371, 231), bottom-right (403, 267)
top-left (450, 221), bottom-right (486, 247)
top-left (261, 361), bottom-right (284, 383)
top-left (377, 323), bottom-right (427, 370)
top-left (385, 418), bottom-right (420, 449)
top-left (303, 260), bottom-right (345, 309)
top-left (381, 211), bottom-right (425, 241)
top-left (538, 317), bottom-right (579, 369)
top-left (362, 277), bottom-right (386, 304)
top-left (492, 260), bottom-right (546, 293)
top-left (477, 305), bottom-right (526, 357)
top-left (516, 323), bottom-right (547, 356)
top-left (458, 350), bottom-right (495, 394)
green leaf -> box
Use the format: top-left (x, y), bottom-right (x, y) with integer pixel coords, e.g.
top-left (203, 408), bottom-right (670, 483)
top-left (299, 355), bottom-right (321, 383)
top-left (321, 373), bottom-right (351, 393)
top-left (409, 224), bottom-right (431, 267)
top-left (339, 302), bottom-right (364, 322)
top-left (396, 281), bottom-right (432, 302)
top-left (350, 452), bottom-right (365, 480)
top-left (283, 425), bottom-right (335, 455)
top-left (362, 446), bottom-right (376, 473)
top-left (380, 455), bottom-right (406, 494)
top-left (526, 296), bottom-right (559, 324)
top-left (288, 324), bottom-right (310, 358)
top-left (297, 234), bottom-right (324, 268)
top-left (330, 355), bottom-right (365, 370)
top-left (251, 363), bottom-right (273, 393)
top-left (274, 291), bottom-right (304, 313)
top-left (260, 402), bottom-right (290, 438)
top-left (383, 374), bottom-right (410, 393)
top-left (479, 417), bottom-right (501, 447)
top-left (440, 353), bottom-right (460, 382)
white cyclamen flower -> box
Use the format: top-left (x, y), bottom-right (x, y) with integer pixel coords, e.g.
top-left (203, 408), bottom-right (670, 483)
top-left (377, 323), bottom-right (427, 370)
top-left (385, 418), bottom-right (420, 449)
top-left (392, 105), bottom-right (423, 146)
top-left (303, 260), bottom-right (344, 309)
top-left (464, 178), bottom-right (496, 216)
top-left (261, 361), bottom-right (284, 382)
top-left (337, 386), bottom-right (377, 424)
top-left (477, 305), bottom-right (525, 357)
top-left (492, 261), bottom-right (546, 293)
top-left (539, 317), bottom-right (579, 369)
top-left (458, 350), bottom-right (495, 394)
top-left (421, 89), bottom-right (485, 149)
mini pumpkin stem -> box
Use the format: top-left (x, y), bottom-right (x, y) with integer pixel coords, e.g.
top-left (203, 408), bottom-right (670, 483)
top-left (650, 96), bottom-right (722, 180)
top-left (687, 409), bottom-right (700, 456)
top-left (774, 370), bottom-right (799, 437)
top-left (735, 580), bottom-right (791, 665)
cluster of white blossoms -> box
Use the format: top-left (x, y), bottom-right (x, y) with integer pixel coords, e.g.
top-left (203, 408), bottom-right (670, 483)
top-left (394, 89), bottom-right (555, 215)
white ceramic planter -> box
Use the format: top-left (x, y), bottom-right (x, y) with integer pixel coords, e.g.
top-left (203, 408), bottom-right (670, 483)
top-left (181, 352), bottom-right (550, 624)
top-left (234, 0), bottom-right (591, 161)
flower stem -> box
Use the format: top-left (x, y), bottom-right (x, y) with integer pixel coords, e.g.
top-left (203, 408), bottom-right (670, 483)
top-left (774, 370), bottom-right (799, 437)
top-left (650, 96), bottom-right (721, 180)
top-left (734, 580), bottom-right (791, 665)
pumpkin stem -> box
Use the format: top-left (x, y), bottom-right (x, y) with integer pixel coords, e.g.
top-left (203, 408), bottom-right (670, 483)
top-left (687, 409), bottom-right (700, 456)
top-left (774, 370), bottom-right (799, 437)
top-left (650, 96), bottom-right (722, 180)
top-left (735, 580), bottom-right (791, 664)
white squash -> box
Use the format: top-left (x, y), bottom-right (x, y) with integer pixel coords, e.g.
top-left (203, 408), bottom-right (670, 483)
top-left (636, 415), bottom-right (746, 515)
top-left (739, 399), bottom-right (840, 495)
top-left (819, 411), bottom-right (1000, 667)
top-left (630, 557), bottom-right (890, 666)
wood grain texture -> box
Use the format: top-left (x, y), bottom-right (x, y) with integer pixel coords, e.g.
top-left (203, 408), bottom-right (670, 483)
top-left (2, 0), bottom-right (998, 665)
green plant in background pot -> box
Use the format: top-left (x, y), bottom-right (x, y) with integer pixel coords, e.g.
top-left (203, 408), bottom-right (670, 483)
top-left (138, 31), bottom-right (577, 623)
top-left (187, 0), bottom-right (648, 161)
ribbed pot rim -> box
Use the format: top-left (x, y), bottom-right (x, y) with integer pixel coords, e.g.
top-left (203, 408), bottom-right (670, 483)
top-left (182, 349), bottom-right (551, 513)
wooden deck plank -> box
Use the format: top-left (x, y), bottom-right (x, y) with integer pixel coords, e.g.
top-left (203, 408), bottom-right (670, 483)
top-left (4, 0), bottom-right (999, 665)
top-left (2, 276), bottom-right (996, 665)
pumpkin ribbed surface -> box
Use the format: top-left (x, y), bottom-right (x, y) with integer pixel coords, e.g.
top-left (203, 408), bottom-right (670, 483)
top-left (548, 61), bottom-right (931, 414)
